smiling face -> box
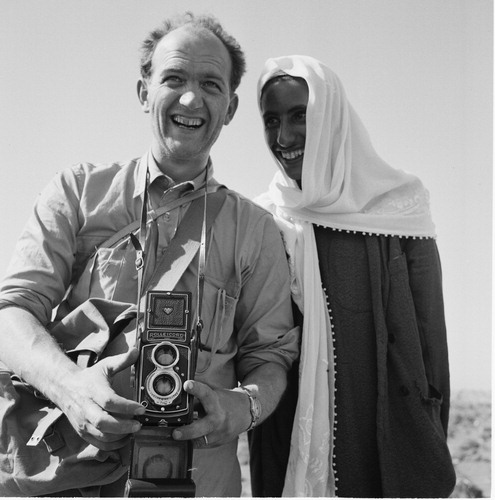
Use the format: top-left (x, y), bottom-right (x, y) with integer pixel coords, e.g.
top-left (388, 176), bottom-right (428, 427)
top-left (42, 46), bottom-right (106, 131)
top-left (137, 26), bottom-right (239, 180)
top-left (260, 76), bottom-right (309, 185)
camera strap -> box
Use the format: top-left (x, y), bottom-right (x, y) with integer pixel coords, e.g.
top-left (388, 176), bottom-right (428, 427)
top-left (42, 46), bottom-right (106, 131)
top-left (194, 165), bottom-right (208, 349)
top-left (125, 164), bottom-right (227, 497)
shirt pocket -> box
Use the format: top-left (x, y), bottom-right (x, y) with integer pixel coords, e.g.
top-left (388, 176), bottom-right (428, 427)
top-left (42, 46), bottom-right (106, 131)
top-left (195, 282), bottom-right (238, 375)
top-left (70, 241), bottom-right (137, 304)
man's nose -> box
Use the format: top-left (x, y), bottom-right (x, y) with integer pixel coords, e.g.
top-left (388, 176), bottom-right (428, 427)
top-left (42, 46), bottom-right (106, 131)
top-left (179, 88), bottom-right (203, 109)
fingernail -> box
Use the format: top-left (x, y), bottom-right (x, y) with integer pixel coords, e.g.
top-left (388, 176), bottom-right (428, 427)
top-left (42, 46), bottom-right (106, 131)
top-left (134, 406), bottom-right (146, 415)
top-left (132, 422), bottom-right (142, 432)
top-left (173, 430), bottom-right (182, 440)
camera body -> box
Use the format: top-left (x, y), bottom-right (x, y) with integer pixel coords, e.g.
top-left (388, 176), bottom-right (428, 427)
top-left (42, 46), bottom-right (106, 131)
top-left (135, 291), bottom-right (197, 426)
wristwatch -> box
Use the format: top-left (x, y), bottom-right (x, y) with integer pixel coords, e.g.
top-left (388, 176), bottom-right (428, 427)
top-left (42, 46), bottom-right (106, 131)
top-left (240, 387), bottom-right (262, 431)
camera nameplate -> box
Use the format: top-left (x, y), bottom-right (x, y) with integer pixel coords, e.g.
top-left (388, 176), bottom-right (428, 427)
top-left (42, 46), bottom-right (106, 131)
top-left (146, 330), bottom-right (187, 342)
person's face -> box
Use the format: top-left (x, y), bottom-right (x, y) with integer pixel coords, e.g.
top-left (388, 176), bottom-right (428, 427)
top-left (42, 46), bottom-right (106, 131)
top-left (137, 26), bottom-right (238, 173)
top-left (260, 77), bottom-right (308, 184)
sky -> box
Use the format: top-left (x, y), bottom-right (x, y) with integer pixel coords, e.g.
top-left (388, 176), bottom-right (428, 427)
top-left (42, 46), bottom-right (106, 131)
top-left (0, 0), bottom-right (492, 391)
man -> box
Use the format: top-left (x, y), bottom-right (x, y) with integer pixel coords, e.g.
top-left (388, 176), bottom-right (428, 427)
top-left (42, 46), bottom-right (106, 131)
top-left (0, 13), bottom-right (298, 497)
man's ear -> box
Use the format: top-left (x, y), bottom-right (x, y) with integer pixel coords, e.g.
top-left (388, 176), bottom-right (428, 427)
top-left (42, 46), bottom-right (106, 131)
top-left (137, 79), bottom-right (150, 113)
top-left (224, 93), bottom-right (239, 125)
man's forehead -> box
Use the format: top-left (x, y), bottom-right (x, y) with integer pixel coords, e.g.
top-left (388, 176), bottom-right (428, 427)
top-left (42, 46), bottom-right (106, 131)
top-left (152, 26), bottom-right (230, 70)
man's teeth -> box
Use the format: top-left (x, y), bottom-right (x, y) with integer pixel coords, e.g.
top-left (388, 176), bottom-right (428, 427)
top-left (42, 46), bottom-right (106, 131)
top-left (173, 115), bottom-right (203, 128)
top-left (280, 149), bottom-right (304, 160)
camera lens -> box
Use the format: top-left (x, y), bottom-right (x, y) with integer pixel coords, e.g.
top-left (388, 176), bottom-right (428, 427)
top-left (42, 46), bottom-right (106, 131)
top-left (151, 342), bottom-right (178, 368)
top-left (152, 374), bottom-right (176, 397)
top-left (146, 369), bottom-right (182, 406)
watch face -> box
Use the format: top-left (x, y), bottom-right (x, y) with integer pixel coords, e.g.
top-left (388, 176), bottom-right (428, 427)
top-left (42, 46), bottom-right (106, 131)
top-left (252, 397), bottom-right (262, 420)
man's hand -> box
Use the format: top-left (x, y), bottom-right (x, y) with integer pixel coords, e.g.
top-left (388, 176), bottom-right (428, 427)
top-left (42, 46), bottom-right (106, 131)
top-left (0, 306), bottom-right (145, 452)
top-left (171, 380), bottom-right (251, 449)
top-left (56, 348), bottom-right (145, 451)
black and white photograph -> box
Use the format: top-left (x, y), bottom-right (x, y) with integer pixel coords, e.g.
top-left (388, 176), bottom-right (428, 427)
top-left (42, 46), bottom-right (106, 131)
top-left (0, 0), bottom-right (491, 497)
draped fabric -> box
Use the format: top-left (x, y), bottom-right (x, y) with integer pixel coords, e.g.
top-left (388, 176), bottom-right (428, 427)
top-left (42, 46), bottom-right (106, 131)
top-left (257, 55), bottom-right (436, 238)
top-left (255, 55), bottom-right (436, 497)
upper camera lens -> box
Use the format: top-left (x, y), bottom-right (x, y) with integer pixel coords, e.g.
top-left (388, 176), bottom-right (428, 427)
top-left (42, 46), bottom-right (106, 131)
top-left (152, 342), bottom-right (178, 368)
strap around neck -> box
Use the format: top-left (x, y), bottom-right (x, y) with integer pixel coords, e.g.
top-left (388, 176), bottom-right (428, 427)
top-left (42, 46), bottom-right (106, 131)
top-left (131, 177), bottom-right (228, 350)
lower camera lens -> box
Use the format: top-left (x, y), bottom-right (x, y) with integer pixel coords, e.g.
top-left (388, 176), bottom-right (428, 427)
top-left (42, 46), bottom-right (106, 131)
top-left (152, 374), bottom-right (176, 397)
top-left (146, 369), bottom-right (182, 406)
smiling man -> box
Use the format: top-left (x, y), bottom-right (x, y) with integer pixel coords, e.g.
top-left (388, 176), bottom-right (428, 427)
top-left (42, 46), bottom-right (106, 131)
top-left (137, 23), bottom-right (239, 181)
top-left (0, 13), bottom-right (299, 497)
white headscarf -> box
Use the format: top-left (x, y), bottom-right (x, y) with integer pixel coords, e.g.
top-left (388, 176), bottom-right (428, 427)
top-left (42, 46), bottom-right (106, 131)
top-left (257, 55), bottom-right (436, 237)
top-left (255, 55), bottom-right (436, 497)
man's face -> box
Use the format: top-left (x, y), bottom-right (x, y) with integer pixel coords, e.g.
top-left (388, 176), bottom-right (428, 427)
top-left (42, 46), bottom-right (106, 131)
top-left (138, 26), bottom-right (238, 172)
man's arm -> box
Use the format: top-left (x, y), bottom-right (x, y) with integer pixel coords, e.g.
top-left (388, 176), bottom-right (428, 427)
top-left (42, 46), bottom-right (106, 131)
top-left (172, 208), bottom-right (299, 447)
top-left (0, 305), bottom-right (145, 450)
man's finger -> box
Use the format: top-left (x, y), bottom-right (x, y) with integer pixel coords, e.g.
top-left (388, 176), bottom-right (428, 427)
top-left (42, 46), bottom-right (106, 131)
top-left (83, 431), bottom-right (133, 451)
top-left (94, 391), bottom-right (145, 417)
top-left (172, 418), bottom-right (213, 442)
top-left (76, 398), bottom-right (142, 434)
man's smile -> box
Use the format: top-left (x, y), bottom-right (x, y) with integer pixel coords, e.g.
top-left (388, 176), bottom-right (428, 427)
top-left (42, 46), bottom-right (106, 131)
top-left (172, 114), bottom-right (205, 129)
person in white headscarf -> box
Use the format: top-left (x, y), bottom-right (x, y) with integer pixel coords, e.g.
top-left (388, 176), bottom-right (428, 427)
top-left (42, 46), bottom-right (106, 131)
top-left (248, 55), bottom-right (456, 498)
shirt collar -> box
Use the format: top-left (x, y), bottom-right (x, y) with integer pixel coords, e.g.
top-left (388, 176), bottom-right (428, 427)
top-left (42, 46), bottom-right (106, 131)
top-left (133, 151), bottom-right (215, 198)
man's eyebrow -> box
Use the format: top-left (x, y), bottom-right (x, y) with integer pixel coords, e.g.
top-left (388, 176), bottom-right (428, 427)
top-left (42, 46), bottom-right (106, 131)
top-left (158, 67), bottom-right (186, 76)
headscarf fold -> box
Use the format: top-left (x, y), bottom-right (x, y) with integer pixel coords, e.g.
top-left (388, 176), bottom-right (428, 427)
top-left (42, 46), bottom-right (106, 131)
top-left (257, 55), bottom-right (436, 238)
top-left (255, 55), bottom-right (436, 497)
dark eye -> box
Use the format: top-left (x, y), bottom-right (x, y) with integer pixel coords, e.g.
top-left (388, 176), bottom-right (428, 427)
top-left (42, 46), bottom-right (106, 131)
top-left (161, 75), bottom-right (183, 86)
top-left (264, 116), bottom-right (279, 128)
top-left (294, 110), bottom-right (307, 123)
top-left (202, 80), bottom-right (221, 91)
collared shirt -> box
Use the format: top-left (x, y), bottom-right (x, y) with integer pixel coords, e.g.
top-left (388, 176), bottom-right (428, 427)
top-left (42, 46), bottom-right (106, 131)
top-left (0, 152), bottom-right (299, 496)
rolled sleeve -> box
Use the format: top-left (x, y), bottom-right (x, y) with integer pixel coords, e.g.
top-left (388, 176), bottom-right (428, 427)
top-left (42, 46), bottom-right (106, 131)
top-left (0, 169), bottom-right (81, 324)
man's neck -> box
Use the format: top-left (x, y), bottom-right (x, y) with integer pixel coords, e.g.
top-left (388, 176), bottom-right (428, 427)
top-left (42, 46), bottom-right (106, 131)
top-left (151, 147), bottom-right (209, 184)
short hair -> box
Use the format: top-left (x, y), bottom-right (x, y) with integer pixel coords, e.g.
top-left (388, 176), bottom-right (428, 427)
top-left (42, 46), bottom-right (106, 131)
top-left (139, 12), bottom-right (246, 92)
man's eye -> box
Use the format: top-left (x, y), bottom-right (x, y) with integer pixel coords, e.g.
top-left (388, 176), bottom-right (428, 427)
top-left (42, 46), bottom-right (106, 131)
top-left (162, 75), bottom-right (182, 85)
top-left (202, 81), bottom-right (221, 91)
